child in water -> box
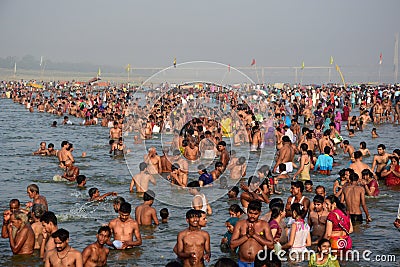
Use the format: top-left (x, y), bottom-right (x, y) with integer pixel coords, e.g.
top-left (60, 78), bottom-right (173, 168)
top-left (371, 128), bottom-right (379, 138)
top-left (308, 238), bottom-right (340, 267)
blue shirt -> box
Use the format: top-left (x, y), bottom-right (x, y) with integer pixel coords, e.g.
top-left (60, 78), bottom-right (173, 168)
top-left (314, 154), bottom-right (333, 171)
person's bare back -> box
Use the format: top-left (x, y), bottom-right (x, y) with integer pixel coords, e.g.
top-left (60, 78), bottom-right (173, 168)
top-left (135, 204), bottom-right (159, 226)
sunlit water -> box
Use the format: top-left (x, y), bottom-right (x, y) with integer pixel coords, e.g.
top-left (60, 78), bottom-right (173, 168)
top-left (0, 98), bottom-right (399, 266)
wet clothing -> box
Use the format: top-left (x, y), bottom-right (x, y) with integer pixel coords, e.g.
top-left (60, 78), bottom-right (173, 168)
top-left (314, 154), bottom-right (333, 172)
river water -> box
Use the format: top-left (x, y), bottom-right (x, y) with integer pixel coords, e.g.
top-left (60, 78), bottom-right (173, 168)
top-left (0, 97), bottom-right (399, 267)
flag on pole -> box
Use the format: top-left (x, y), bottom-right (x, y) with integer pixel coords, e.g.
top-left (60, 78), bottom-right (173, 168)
top-left (301, 61), bottom-right (305, 69)
top-left (14, 62), bottom-right (16, 75)
top-left (40, 56), bottom-right (43, 67)
top-left (335, 64), bottom-right (345, 85)
top-left (126, 64), bottom-right (131, 73)
top-left (97, 67), bottom-right (101, 77)
top-left (251, 59), bottom-right (256, 66)
top-left (173, 58), bottom-right (176, 68)
top-left (379, 52), bottom-right (383, 65)
top-left (330, 56), bottom-right (334, 65)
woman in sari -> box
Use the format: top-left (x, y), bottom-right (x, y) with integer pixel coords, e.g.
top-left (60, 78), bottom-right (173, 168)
top-left (324, 195), bottom-right (353, 252)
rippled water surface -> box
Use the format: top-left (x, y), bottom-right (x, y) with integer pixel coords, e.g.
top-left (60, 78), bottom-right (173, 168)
top-left (0, 98), bottom-right (399, 266)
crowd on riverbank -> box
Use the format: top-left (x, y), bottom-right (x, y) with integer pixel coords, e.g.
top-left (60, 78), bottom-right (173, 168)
top-left (1, 80), bottom-right (400, 267)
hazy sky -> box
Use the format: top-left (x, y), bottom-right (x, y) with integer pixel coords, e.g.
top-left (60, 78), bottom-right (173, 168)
top-left (1, 0), bottom-right (399, 72)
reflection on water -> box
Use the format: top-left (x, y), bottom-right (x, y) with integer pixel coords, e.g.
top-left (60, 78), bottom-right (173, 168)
top-left (0, 98), bottom-right (399, 266)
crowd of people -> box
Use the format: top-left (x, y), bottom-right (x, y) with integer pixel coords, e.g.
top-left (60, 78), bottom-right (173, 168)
top-left (1, 80), bottom-right (400, 267)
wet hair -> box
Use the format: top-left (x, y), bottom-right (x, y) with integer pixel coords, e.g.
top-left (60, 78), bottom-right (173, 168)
top-left (113, 196), bottom-right (126, 205)
top-left (315, 185), bottom-right (326, 193)
top-left (391, 156), bottom-right (399, 163)
top-left (323, 146), bottom-right (331, 155)
top-left (187, 181), bottom-right (200, 188)
top-left (10, 199), bottom-right (20, 207)
top-left (32, 204), bottom-right (46, 219)
top-left (338, 168), bottom-right (346, 178)
top-left (257, 165), bottom-right (270, 176)
top-left (119, 202), bottom-right (131, 214)
top-left (238, 157), bottom-right (246, 165)
top-left (215, 161), bottom-right (223, 168)
top-left (360, 141), bottom-right (367, 149)
top-left (218, 141), bottom-right (227, 147)
top-left (343, 140), bottom-right (349, 145)
top-left (248, 175), bottom-right (261, 186)
top-left (186, 209), bottom-right (200, 219)
top-left (291, 203), bottom-right (307, 219)
top-left (317, 238), bottom-right (331, 251)
top-left (139, 162), bottom-right (147, 171)
top-left (160, 208), bottom-right (169, 219)
top-left (278, 163), bottom-right (286, 172)
top-left (143, 190), bottom-right (155, 201)
top-left (248, 200), bottom-right (262, 212)
top-left (313, 195), bottom-right (325, 204)
top-left (48, 143), bottom-right (54, 148)
top-left (13, 211), bottom-right (29, 224)
top-left (98, 225), bottom-right (111, 236)
top-left (269, 202), bottom-right (284, 221)
top-left (304, 180), bottom-right (313, 186)
top-left (197, 164), bottom-right (207, 173)
top-left (268, 198), bottom-right (284, 210)
top-left (215, 258), bottom-right (239, 267)
top-left (165, 261), bottom-right (183, 267)
top-left (325, 195), bottom-right (347, 215)
top-left (27, 184), bottom-right (39, 194)
top-left (350, 172), bottom-right (359, 182)
top-left (229, 186), bottom-right (239, 196)
top-left (377, 144), bottom-right (386, 150)
top-left (61, 140), bottom-right (69, 147)
top-left (291, 181), bottom-right (304, 192)
top-left (229, 204), bottom-right (244, 215)
top-left (88, 187), bottom-right (98, 198)
top-left (361, 169), bottom-right (373, 177)
top-left (393, 149), bottom-right (400, 157)
top-left (282, 136), bottom-right (291, 143)
top-left (40, 211), bottom-right (57, 225)
top-left (76, 175), bottom-right (86, 185)
top-left (300, 143), bottom-right (308, 152)
top-left (353, 150), bottom-right (362, 159)
top-left (51, 228), bottom-right (69, 242)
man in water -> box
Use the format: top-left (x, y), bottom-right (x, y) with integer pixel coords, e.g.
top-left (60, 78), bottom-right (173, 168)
top-left (230, 200), bottom-right (274, 266)
top-left (285, 181), bottom-right (310, 218)
top-left (129, 162), bottom-right (156, 194)
top-left (108, 202), bottom-right (142, 249)
top-left (109, 121), bottom-right (122, 141)
top-left (62, 160), bottom-right (80, 181)
top-left (273, 136), bottom-right (296, 173)
top-left (82, 226), bottom-right (111, 267)
top-left (350, 151), bottom-right (375, 180)
top-left (112, 197), bottom-right (126, 213)
top-left (176, 209), bottom-right (211, 267)
top-left (188, 181), bottom-right (212, 215)
top-left (135, 190), bottom-right (159, 226)
top-left (308, 195), bottom-right (328, 244)
top-left (47, 143), bottom-right (58, 156)
top-left (6, 211), bottom-right (35, 255)
top-left (26, 184), bottom-right (48, 211)
top-left (58, 141), bottom-right (74, 168)
top-left (33, 141), bottom-right (48, 156)
top-left (341, 172), bottom-right (372, 224)
top-left (44, 228), bottom-right (83, 267)
top-left (144, 147), bottom-right (162, 175)
top-left (371, 144), bottom-right (390, 180)
top-left (40, 211), bottom-right (58, 258)
top-left (217, 141), bottom-right (230, 172)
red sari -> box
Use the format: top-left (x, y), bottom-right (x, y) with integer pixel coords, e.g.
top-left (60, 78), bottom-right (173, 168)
top-left (385, 165), bottom-right (400, 186)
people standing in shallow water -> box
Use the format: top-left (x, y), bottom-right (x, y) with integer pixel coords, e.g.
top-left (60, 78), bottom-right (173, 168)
top-left (5, 211), bottom-right (35, 255)
top-left (135, 190), bottom-right (159, 226)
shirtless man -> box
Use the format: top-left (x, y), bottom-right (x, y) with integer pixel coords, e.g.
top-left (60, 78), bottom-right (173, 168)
top-left (135, 190), bottom-right (159, 226)
top-left (172, 150), bottom-right (189, 184)
top-left (6, 211), bottom-right (35, 255)
top-left (251, 126), bottom-right (262, 151)
top-left (44, 228), bottom-right (83, 267)
top-left (47, 143), bottom-right (58, 156)
top-left (109, 121), bottom-right (122, 141)
top-left (341, 140), bottom-right (355, 161)
top-left (62, 161), bottom-right (80, 182)
top-left (31, 204), bottom-right (45, 250)
top-left (58, 141), bottom-right (74, 168)
top-left (160, 147), bottom-right (173, 174)
top-left (82, 226), bottom-right (111, 267)
top-left (228, 156), bottom-right (247, 179)
top-left (108, 202), bottom-right (142, 249)
top-left (144, 147), bottom-right (162, 175)
top-left (176, 209), bottom-right (211, 267)
top-left (26, 184), bottom-right (48, 211)
top-left (273, 136), bottom-right (296, 173)
top-left (230, 200), bottom-right (274, 266)
top-left (349, 151), bottom-right (376, 180)
top-left (184, 141), bottom-right (199, 161)
top-left (217, 141), bottom-right (230, 172)
top-left (318, 130), bottom-right (333, 154)
top-left (341, 172), bottom-right (372, 224)
top-left (371, 144), bottom-right (390, 180)
top-left (285, 181), bottom-right (310, 218)
top-left (308, 195), bottom-right (328, 244)
top-left (130, 162), bottom-right (156, 194)
top-left (33, 141), bottom-right (48, 156)
top-left (40, 211), bottom-right (58, 258)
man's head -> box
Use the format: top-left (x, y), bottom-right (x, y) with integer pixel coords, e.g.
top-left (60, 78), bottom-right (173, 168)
top-left (313, 195), bottom-right (325, 212)
top-left (118, 202), bottom-right (131, 222)
top-left (113, 196), bottom-right (126, 213)
top-left (323, 146), bottom-right (331, 155)
top-left (217, 141), bottom-right (226, 151)
top-left (27, 184), bottom-right (39, 199)
top-left (185, 209), bottom-right (200, 227)
top-left (247, 200), bottom-right (262, 223)
top-left (96, 226), bottom-right (111, 246)
top-left (304, 180), bottom-right (313, 192)
top-left (315, 185), bottom-right (326, 197)
top-left (31, 203), bottom-right (46, 220)
top-left (290, 181), bottom-right (304, 195)
top-left (88, 188), bottom-right (99, 199)
top-left (143, 190), bottom-right (155, 202)
top-left (377, 144), bottom-right (386, 155)
top-left (228, 186), bottom-right (239, 199)
top-left (353, 150), bottom-right (363, 160)
top-left (139, 162), bottom-right (147, 171)
top-left (9, 199), bottom-right (20, 213)
top-left (51, 228), bottom-right (69, 252)
top-left (10, 211), bottom-right (28, 230)
top-left (40, 211), bottom-right (57, 233)
top-left (76, 175), bottom-right (87, 187)
top-left (282, 135), bottom-right (291, 144)
top-left (160, 208), bottom-right (169, 220)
